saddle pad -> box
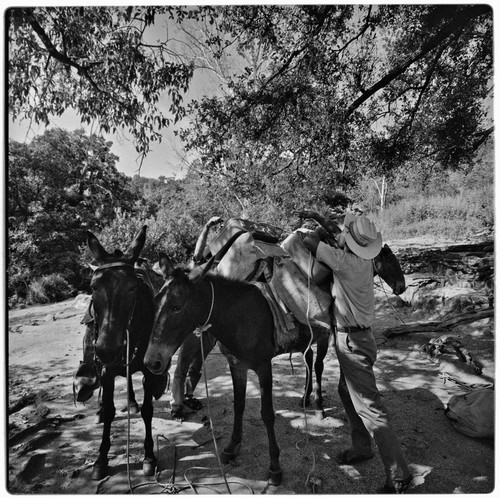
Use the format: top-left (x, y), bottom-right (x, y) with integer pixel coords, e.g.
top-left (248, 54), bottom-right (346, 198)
top-left (255, 282), bottom-right (301, 351)
top-left (270, 256), bottom-right (332, 331)
top-left (216, 233), bottom-right (288, 281)
top-left (281, 231), bottom-right (331, 285)
top-left (205, 218), bottom-right (284, 258)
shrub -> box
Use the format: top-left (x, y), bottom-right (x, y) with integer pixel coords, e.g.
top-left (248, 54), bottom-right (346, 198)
top-left (28, 274), bottom-right (74, 304)
top-left (372, 189), bottom-right (493, 241)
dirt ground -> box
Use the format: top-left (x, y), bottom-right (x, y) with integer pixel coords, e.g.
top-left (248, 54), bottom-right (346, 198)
top-left (6, 248), bottom-right (495, 495)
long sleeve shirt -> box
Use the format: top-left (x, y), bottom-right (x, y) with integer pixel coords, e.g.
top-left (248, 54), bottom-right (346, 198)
top-left (316, 241), bottom-right (374, 328)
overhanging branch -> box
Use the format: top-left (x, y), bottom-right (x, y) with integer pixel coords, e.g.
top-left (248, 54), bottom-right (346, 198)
top-left (344, 5), bottom-right (491, 119)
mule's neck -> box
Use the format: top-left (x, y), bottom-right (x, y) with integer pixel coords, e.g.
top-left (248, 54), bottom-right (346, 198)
top-left (128, 282), bottom-right (155, 356)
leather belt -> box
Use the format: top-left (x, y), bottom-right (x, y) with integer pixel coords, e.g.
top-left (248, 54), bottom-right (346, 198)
top-left (337, 325), bottom-right (369, 333)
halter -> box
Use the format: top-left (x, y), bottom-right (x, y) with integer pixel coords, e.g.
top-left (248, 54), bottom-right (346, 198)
top-left (93, 261), bottom-right (135, 271)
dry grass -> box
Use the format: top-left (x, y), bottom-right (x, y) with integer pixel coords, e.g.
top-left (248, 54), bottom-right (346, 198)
top-left (372, 191), bottom-right (493, 241)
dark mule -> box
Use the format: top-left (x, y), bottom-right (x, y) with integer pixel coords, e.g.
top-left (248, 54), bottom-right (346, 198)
top-left (373, 244), bottom-right (406, 296)
top-left (87, 226), bottom-right (167, 480)
top-left (145, 257), bottom-right (285, 484)
top-left (300, 242), bottom-right (405, 412)
top-left (143, 245), bottom-right (405, 485)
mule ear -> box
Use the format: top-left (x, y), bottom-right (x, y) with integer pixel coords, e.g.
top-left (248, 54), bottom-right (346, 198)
top-left (158, 251), bottom-right (175, 278)
top-left (125, 225), bottom-right (147, 262)
top-left (87, 231), bottom-right (109, 263)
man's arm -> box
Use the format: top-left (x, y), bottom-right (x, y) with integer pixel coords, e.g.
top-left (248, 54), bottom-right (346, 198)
top-left (295, 210), bottom-right (342, 237)
top-left (193, 216), bottom-right (223, 263)
top-left (302, 231), bottom-right (321, 256)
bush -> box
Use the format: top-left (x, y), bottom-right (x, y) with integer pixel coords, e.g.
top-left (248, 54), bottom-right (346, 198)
top-left (28, 274), bottom-right (74, 304)
top-left (373, 189), bottom-right (493, 241)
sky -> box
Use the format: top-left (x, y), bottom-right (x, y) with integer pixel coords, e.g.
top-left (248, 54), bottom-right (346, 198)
top-left (8, 72), bottom-right (222, 180)
top-left (7, 8), bottom-right (229, 180)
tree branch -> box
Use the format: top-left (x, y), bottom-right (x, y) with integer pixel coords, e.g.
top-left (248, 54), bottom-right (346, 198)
top-left (345, 5), bottom-right (491, 119)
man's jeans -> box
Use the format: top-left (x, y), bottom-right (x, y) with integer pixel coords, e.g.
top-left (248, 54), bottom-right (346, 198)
top-left (171, 331), bottom-right (216, 411)
top-left (335, 327), bottom-right (411, 484)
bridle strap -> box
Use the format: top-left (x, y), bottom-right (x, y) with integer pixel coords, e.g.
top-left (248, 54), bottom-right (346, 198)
top-left (203, 280), bottom-right (215, 328)
top-left (94, 262), bottom-right (135, 271)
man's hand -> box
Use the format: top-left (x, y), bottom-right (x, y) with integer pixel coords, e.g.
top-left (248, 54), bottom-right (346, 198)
top-left (295, 210), bottom-right (341, 237)
top-left (302, 232), bottom-right (321, 255)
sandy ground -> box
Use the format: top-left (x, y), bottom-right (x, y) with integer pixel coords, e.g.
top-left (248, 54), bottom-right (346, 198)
top-left (6, 267), bottom-right (495, 494)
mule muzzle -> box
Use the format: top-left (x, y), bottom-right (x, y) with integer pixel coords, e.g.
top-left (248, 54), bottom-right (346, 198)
top-left (393, 281), bottom-right (406, 296)
top-left (95, 341), bottom-right (124, 368)
top-left (144, 350), bottom-right (171, 376)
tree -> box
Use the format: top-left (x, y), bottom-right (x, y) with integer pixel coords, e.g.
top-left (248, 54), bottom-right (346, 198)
top-left (180, 5), bottom-right (493, 212)
top-left (8, 128), bottom-right (134, 298)
top-left (7, 6), bottom-right (218, 160)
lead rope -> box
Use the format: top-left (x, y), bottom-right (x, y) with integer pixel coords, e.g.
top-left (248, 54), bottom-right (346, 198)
top-left (126, 327), bottom-right (134, 493)
top-left (195, 281), bottom-right (232, 493)
top-left (295, 253), bottom-right (318, 492)
top-left (193, 280), bottom-right (215, 337)
top-left (373, 262), bottom-right (406, 326)
top-left (199, 330), bottom-right (233, 494)
top-left (121, 297), bottom-right (137, 494)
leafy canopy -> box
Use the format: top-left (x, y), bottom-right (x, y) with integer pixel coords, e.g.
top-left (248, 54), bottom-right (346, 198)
top-left (8, 6), bottom-right (218, 158)
top-left (180, 5), bottom-right (493, 211)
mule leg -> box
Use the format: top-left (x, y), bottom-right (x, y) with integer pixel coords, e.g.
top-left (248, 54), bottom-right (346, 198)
top-left (299, 347), bottom-right (314, 408)
top-left (221, 365), bottom-right (247, 463)
top-left (141, 373), bottom-right (157, 476)
top-left (313, 333), bottom-right (329, 418)
top-left (95, 401), bottom-right (104, 424)
top-left (127, 375), bottom-right (140, 414)
top-left (256, 362), bottom-right (282, 486)
top-left (92, 373), bottom-right (115, 480)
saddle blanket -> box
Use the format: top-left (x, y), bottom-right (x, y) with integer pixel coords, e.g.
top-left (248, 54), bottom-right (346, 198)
top-left (269, 256), bottom-right (332, 332)
top-left (255, 282), bottom-right (301, 351)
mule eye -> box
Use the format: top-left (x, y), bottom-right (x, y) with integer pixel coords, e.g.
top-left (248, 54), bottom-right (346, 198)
top-left (171, 304), bottom-right (182, 313)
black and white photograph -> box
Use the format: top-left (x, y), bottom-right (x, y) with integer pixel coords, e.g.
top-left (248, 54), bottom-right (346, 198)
top-left (5, 4), bottom-right (494, 494)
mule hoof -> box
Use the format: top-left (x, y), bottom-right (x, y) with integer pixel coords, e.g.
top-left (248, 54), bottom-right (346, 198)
top-left (95, 411), bottom-right (103, 424)
top-left (220, 442), bottom-right (241, 464)
top-left (91, 461), bottom-right (109, 480)
top-left (143, 457), bottom-right (157, 476)
top-left (268, 468), bottom-right (283, 486)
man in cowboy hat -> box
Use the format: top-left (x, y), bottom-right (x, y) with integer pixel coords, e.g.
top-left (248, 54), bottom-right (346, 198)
top-left (302, 212), bottom-right (413, 494)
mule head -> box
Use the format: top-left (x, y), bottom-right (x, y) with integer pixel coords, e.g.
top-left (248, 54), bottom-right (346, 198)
top-left (373, 244), bottom-right (406, 295)
top-left (87, 226), bottom-right (147, 366)
top-left (144, 252), bottom-right (205, 375)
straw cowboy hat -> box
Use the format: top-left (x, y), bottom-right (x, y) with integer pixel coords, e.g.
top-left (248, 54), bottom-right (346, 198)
top-left (343, 212), bottom-right (382, 260)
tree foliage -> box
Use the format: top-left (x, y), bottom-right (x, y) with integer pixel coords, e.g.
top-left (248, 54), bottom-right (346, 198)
top-left (7, 6), bottom-right (218, 158)
top-left (180, 5), bottom-right (493, 211)
top-left (7, 6), bottom-right (495, 305)
top-left (8, 129), bottom-right (133, 299)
